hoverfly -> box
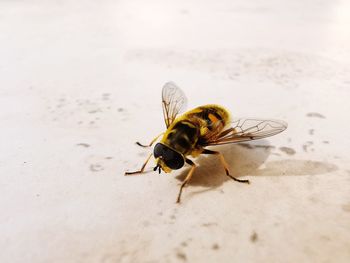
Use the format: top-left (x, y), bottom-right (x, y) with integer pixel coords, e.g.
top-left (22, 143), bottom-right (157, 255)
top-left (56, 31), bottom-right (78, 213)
top-left (125, 82), bottom-right (287, 203)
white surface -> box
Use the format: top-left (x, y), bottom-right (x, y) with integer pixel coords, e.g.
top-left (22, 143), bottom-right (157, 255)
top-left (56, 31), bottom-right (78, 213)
top-left (1, 0), bottom-right (350, 262)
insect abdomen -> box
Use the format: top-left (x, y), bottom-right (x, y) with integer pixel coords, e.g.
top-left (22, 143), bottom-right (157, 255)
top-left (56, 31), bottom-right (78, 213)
top-left (186, 105), bottom-right (230, 133)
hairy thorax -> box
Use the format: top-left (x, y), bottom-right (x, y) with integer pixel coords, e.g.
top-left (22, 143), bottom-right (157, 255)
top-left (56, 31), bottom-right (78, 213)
top-left (161, 105), bottom-right (230, 157)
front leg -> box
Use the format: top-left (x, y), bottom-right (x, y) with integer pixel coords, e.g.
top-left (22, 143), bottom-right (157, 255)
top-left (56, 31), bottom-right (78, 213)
top-left (125, 153), bottom-right (153, 175)
top-left (136, 133), bottom-right (164, 148)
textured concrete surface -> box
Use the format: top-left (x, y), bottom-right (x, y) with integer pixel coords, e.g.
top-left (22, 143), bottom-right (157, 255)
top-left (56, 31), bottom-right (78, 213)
top-left (1, 0), bottom-right (350, 262)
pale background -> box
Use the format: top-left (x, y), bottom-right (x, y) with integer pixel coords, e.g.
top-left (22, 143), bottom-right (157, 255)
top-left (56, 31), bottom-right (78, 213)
top-left (1, 0), bottom-right (350, 262)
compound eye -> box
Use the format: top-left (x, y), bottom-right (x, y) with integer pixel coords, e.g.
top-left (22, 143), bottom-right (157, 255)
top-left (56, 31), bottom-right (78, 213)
top-left (153, 143), bottom-right (185, 170)
top-left (164, 153), bottom-right (184, 170)
top-left (153, 143), bottom-right (165, 158)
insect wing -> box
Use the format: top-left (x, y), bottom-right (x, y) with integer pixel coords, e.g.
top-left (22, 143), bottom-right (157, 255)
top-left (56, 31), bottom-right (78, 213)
top-left (162, 82), bottom-right (188, 128)
top-left (206, 118), bottom-right (287, 146)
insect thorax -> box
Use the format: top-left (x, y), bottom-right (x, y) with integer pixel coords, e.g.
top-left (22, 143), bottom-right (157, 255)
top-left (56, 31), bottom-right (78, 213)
top-left (161, 105), bottom-right (230, 155)
top-left (161, 120), bottom-right (199, 155)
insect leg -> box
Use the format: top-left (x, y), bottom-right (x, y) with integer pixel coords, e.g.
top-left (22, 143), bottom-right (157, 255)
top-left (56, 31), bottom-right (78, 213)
top-left (176, 159), bottom-right (196, 203)
top-left (124, 153), bottom-right (153, 175)
top-left (202, 149), bottom-right (250, 184)
top-left (136, 133), bottom-right (164, 147)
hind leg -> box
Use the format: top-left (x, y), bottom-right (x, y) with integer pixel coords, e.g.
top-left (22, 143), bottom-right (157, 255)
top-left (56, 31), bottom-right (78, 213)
top-left (202, 149), bottom-right (250, 184)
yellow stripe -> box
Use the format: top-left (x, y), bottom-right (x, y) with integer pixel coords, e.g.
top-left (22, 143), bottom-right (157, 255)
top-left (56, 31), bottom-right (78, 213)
top-left (208, 113), bottom-right (219, 124)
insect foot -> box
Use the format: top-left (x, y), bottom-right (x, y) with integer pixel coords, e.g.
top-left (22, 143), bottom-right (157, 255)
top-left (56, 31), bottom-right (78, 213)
top-left (227, 174), bottom-right (250, 184)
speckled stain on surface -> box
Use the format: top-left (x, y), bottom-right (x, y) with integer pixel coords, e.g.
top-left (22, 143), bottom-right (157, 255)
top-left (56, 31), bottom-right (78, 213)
top-left (0, 0), bottom-right (350, 263)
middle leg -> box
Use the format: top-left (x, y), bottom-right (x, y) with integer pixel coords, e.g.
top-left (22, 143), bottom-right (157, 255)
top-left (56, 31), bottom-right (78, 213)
top-left (176, 159), bottom-right (196, 203)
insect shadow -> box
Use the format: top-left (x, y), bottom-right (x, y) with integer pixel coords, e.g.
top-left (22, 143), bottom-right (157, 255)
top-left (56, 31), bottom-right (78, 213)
top-left (175, 139), bottom-right (273, 188)
top-left (175, 140), bottom-right (338, 189)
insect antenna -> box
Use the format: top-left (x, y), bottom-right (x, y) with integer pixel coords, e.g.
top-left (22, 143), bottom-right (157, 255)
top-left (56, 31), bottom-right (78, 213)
top-left (153, 164), bottom-right (162, 174)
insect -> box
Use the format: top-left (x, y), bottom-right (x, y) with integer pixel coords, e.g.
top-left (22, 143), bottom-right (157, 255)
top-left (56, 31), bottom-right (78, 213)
top-left (125, 82), bottom-right (287, 203)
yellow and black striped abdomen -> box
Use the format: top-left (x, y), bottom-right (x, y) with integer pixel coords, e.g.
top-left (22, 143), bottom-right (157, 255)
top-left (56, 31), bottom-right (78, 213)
top-left (184, 104), bottom-right (230, 139)
top-left (161, 105), bottom-right (230, 156)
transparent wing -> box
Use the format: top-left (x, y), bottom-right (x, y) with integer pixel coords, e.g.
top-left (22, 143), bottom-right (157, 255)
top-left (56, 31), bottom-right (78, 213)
top-left (162, 82), bottom-right (188, 128)
top-left (205, 118), bottom-right (287, 146)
